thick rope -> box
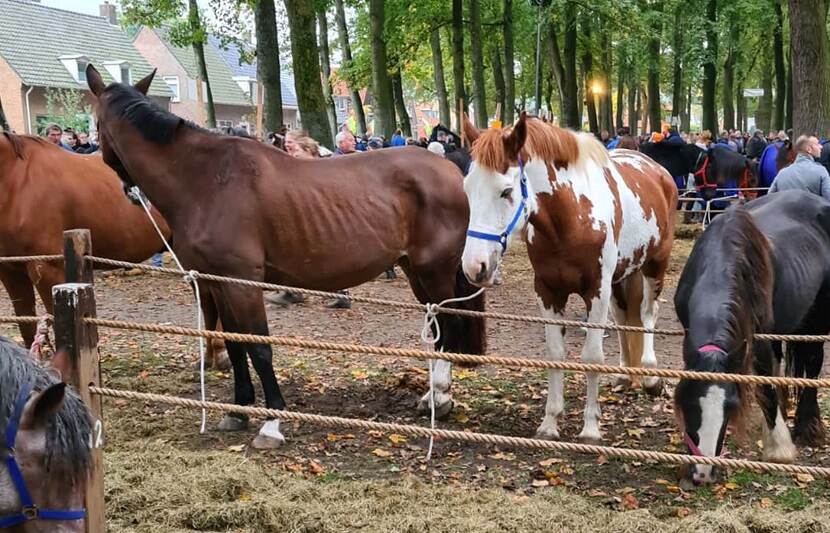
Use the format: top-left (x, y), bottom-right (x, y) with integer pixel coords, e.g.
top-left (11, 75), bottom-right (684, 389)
top-left (83, 317), bottom-right (830, 388)
top-left (88, 386), bottom-right (830, 478)
top-left (0, 316), bottom-right (49, 325)
top-left (0, 254), bottom-right (63, 263)
top-left (28, 315), bottom-right (52, 360)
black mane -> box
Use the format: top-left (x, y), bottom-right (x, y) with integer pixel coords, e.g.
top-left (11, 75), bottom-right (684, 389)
top-left (103, 83), bottom-right (196, 145)
top-left (0, 337), bottom-right (92, 483)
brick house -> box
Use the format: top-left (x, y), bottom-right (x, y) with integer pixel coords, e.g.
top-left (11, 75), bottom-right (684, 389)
top-left (0, 0), bottom-right (172, 134)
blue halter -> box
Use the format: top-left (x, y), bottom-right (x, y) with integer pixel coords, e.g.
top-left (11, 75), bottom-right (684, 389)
top-left (0, 382), bottom-right (86, 529)
top-left (466, 157), bottom-right (530, 253)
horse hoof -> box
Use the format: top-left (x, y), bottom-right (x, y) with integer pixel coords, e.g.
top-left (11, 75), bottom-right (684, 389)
top-left (217, 414), bottom-right (249, 431)
top-left (534, 428), bottom-right (560, 441)
top-left (577, 433), bottom-right (603, 446)
top-left (213, 351), bottom-right (231, 371)
top-left (642, 378), bottom-right (664, 397)
top-left (614, 376), bottom-right (632, 390)
top-left (251, 434), bottom-right (285, 449)
top-left (416, 398), bottom-right (453, 420)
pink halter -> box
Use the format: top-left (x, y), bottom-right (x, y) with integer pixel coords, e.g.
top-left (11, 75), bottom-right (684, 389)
top-left (698, 344), bottom-right (725, 353)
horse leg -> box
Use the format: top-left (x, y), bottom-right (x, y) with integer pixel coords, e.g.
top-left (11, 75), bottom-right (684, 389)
top-left (577, 276), bottom-right (612, 444)
top-left (793, 342), bottom-right (825, 447)
top-left (638, 274), bottom-right (663, 396)
top-left (215, 284), bottom-right (286, 448)
top-left (754, 340), bottom-right (796, 463)
top-left (0, 266), bottom-right (37, 346)
top-left (29, 262), bottom-right (64, 314)
top-left (200, 290), bottom-right (229, 371)
top-left (610, 279), bottom-right (639, 390)
top-left (535, 295), bottom-right (567, 440)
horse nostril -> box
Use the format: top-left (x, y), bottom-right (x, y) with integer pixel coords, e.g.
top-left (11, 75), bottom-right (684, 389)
top-left (475, 263), bottom-right (488, 282)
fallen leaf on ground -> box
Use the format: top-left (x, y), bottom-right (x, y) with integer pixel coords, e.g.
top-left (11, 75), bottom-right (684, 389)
top-left (388, 434), bottom-right (407, 445)
top-left (371, 448), bottom-right (393, 458)
top-left (227, 444), bottom-right (245, 452)
top-left (796, 473), bottom-right (814, 484)
top-left (307, 460), bottom-right (324, 475)
top-left (620, 493), bottom-right (639, 510)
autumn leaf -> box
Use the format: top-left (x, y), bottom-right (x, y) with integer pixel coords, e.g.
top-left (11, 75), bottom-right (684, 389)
top-left (372, 448), bottom-right (393, 458)
top-left (539, 458), bottom-right (562, 467)
top-left (676, 507), bottom-right (691, 518)
top-left (596, 455), bottom-right (608, 465)
top-left (759, 497), bottom-right (773, 509)
top-left (350, 369), bottom-right (368, 379)
top-left (531, 479), bottom-right (549, 488)
top-left (796, 473), bottom-right (814, 484)
top-left (227, 444), bottom-right (245, 452)
top-left (453, 412), bottom-right (469, 423)
top-left (307, 460), bottom-right (324, 475)
top-left (237, 491), bottom-right (251, 502)
top-left (654, 479), bottom-right (670, 485)
top-left (368, 430), bottom-right (383, 439)
top-left (620, 493), bottom-right (640, 511)
top-left (388, 434), bottom-right (407, 445)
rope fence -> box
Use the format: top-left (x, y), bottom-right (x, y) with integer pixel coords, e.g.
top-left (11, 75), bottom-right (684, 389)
top-left (88, 386), bottom-right (830, 478)
top-left (0, 254), bottom-right (64, 263)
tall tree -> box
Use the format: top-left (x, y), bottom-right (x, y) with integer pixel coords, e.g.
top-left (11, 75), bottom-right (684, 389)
top-left (254, 0), bottom-right (283, 132)
top-left (721, 22), bottom-right (738, 131)
top-left (469, 0), bottom-right (488, 127)
top-left (561, 3), bottom-right (579, 128)
top-left (186, 0), bottom-right (216, 127)
top-left (581, 13), bottom-right (598, 134)
top-left (546, 20), bottom-right (566, 120)
top-left (334, 0), bottom-right (367, 134)
top-left (772, 0), bottom-right (786, 131)
top-left (392, 68), bottom-right (412, 137)
top-left (646, 1), bottom-right (663, 133)
top-left (701, 0), bottom-right (717, 133)
top-left (627, 68), bottom-right (637, 132)
top-left (430, 29), bottom-right (451, 126)
top-left (670, 5), bottom-right (683, 121)
top-left (788, 0), bottom-right (830, 137)
top-left (757, 57), bottom-right (774, 131)
top-left (786, 45), bottom-right (794, 131)
top-left (502, 0), bottom-right (515, 123)
top-left (451, 0), bottom-right (466, 131)
top-left (599, 17), bottom-right (613, 132)
top-left (491, 44), bottom-right (507, 121)
top-left (368, 0), bottom-right (395, 139)
top-left (317, 8), bottom-right (338, 142)
top-left (615, 49), bottom-right (625, 131)
top-left (284, 0), bottom-right (332, 147)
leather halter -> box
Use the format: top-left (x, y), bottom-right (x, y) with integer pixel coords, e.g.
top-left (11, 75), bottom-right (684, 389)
top-left (693, 151), bottom-right (715, 191)
top-left (466, 156), bottom-right (529, 253)
top-left (0, 382), bottom-right (86, 528)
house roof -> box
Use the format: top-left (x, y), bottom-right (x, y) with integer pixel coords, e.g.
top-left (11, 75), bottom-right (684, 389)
top-left (206, 35), bottom-right (298, 109)
top-left (152, 27), bottom-right (251, 107)
top-left (0, 0), bottom-right (171, 97)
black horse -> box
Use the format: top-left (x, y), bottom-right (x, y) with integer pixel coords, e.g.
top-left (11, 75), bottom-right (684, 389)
top-left (674, 190), bottom-right (830, 485)
top-left (429, 123), bottom-right (472, 175)
top-left (640, 142), bottom-right (757, 206)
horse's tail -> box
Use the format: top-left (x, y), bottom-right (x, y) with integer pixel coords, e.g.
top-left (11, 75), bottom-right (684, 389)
top-left (453, 265), bottom-right (487, 357)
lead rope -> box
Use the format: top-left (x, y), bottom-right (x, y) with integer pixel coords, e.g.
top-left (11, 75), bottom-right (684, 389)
top-left (130, 187), bottom-right (208, 433)
top-left (420, 287), bottom-right (486, 460)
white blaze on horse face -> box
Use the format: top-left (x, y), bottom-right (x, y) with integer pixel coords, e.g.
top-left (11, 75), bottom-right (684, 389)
top-left (693, 385), bottom-right (727, 483)
top-left (462, 162), bottom-right (526, 286)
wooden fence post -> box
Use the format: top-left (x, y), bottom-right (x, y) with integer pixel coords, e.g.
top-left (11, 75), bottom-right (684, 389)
top-left (63, 229), bottom-right (93, 284)
top-left (53, 282), bottom-right (105, 532)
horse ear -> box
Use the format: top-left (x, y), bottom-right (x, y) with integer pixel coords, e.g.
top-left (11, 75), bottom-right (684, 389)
top-left (504, 111), bottom-right (528, 160)
top-left (133, 69), bottom-right (157, 95)
top-left (19, 383), bottom-right (66, 431)
top-left (462, 113), bottom-right (480, 143)
top-left (86, 64), bottom-right (106, 97)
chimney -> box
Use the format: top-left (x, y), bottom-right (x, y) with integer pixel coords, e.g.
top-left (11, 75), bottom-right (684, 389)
top-left (99, 2), bottom-right (117, 25)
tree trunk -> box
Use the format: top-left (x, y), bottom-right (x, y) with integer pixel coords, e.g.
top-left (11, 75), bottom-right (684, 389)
top-left (334, 0), bottom-right (367, 134)
top-left (599, 18), bottom-right (613, 132)
top-left (546, 20), bottom-right (566, 121)
top-left (628, 71), bottom-right (637, 132)
top-left (786, 44), bottom-right (794, 131)
top-left (254, 0), bottom-right (283, 133)
top-left (284, 0), bottom-right (332, 146)
top-left (561, 2), bottom-right (579, 129)
top-left (580, 13), bottom-right (598, 134)
top-left (392, 68), bottom-right (411, 137)
top-left (188, 0), bottom-right (215, 128)
top-left (469, 0), bottom-right (487, 127)
top-left (491, 45), bottom-right (506, 121)
top-left (429, 30), bottom-right (451, 126)
top-left (722, 23), bottom-right (737, 131)
top-left (615, 50), bottom-right (624, 132)
top-left (647, 1), bottom-right (663, 133)
top-left (635, 84), bottom-right (642, 133)
top-left (367, 0), bottom-right (395, 139)
top-left (503, 0), bottom-right (515, 123)
top-left (701, 0), bottom-right (717, 133)
top-left (683, 84), bottom-right (691, 133)
top-left (773, 0), bottom-right (786, 131)
top-left (671, 5), bottom-right (683, 120)
top-left (452, 0), bottom-right (466, 131)
top-left (788, 0), bottom-right (830, 137)
top-left (736, 81), bottom-right (746, 133)
top-left (757, 57), bottom-right (773, 132)
top-left (317, 9), bottom-right (338, 142)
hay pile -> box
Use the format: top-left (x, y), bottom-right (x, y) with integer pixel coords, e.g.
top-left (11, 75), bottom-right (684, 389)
top-left (105, 441), bottom-right (830, 533)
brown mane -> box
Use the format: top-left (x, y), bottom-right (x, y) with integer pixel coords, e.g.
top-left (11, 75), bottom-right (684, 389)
top-left (471, 118), bottom-right (581, 171)
top-left (1, 131), bottom-right (48, 160)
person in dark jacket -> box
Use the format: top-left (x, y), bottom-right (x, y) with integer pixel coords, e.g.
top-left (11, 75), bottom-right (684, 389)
top-left (746, 129), bottom-right (767, 160)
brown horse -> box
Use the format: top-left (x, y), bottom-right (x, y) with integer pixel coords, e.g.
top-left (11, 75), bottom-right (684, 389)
top-left (85, 65), bottom-right (485, 448)
top-left (462, 114), bottom-right (676, 443)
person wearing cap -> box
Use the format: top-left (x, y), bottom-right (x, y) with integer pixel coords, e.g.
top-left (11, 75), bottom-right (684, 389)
top-left (746, 129), bottom-right (767, 160)
top-left (769, 135), bottom-right (830, 200)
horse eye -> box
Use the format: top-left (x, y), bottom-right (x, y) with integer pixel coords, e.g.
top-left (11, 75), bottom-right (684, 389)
top-left (500, 187), bottom-right (514, 199)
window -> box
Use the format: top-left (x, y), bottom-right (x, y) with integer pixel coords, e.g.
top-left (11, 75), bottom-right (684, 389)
top-left (336, 97), bottom-right (347, 111)
top-left (120, 65), bottom-right (130, 84)
top-left (77, 60), bottom-right (88, 82)
top-left (217, 120), bottom-right (233, 129)
top-left (163, 76), bottom-right (180, 102)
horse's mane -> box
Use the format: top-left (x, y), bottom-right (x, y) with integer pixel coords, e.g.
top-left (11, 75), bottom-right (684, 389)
top-left (710, 146), bottom-right (751, 185)
top-left (103, 83), bottom-right (204, 145)
top-left (776, 139), bottom-right (794, 171)
top-left (0, 337), bottom-right (91, 484)
top-left (0, 131), bottom-right (49, 159)
top-left (472, 118), bottom-right (608, 171)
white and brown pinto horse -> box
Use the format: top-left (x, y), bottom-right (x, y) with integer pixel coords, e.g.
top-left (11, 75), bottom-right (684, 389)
top-left (459, 114), bottom-right (677, 443)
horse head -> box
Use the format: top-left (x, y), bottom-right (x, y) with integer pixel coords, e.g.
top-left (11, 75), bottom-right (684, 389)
top-left (86, 63), bottom-right (157, 203)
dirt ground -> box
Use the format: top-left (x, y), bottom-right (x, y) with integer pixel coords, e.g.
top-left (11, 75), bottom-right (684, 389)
top-left (2, 228), bottom-right (830, 532)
